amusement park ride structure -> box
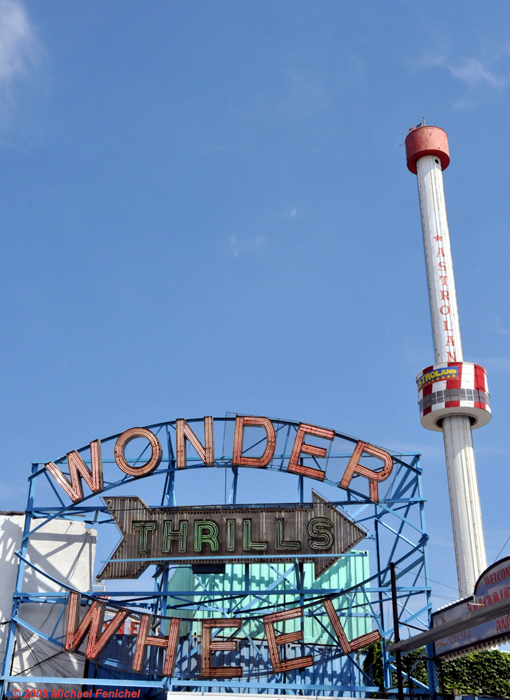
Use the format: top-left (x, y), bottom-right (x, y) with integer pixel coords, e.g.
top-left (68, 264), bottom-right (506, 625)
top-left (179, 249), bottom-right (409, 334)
top-left (0, 416), bottom-right (432, 697)
top-left (406, 123), bottom-right (491, 599)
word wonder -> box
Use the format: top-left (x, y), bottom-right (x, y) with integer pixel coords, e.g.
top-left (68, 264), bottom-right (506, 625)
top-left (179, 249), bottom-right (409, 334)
top-left (45, 416), bottom-right (394, 504)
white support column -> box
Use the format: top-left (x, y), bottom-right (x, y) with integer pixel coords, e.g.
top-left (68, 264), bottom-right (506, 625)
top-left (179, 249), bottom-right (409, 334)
top-left (442, 414), bottom-right (487, 597)
top-left (406, 124), bottom-right (489, 598)
top-left (416, 155), bottom-right (463, 364)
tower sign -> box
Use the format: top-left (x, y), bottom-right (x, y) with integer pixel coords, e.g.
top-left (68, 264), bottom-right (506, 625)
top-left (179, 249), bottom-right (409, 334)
top-left (406, 123), bottom-right (491, 597)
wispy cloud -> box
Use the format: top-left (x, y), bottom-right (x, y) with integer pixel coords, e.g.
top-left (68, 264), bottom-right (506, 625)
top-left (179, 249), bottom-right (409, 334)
top-left (416, 49), bottom-right (448, 71)
top-left (0, 0), bottom-right (37, 81)
top-left (228, 235), bottom-right (242, 258)
top-left (417, 49), bottom-right (510, 89)
top-left (448, 58), bottom-right (509, 89)
top-left (228, 234), bottom-right (265, 258)
top-left (416, 47), bottom-right (510, 110)
top-left (451, 96), bottom-right (477, 112)
top-left (0, 0), bottom-right (41, 129)
top-left (280, 206), bottom-right (298, 220)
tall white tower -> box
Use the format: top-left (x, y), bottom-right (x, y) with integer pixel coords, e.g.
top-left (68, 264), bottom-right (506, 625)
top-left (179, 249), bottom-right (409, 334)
top-left (406, 123), bottom-right (491, 598)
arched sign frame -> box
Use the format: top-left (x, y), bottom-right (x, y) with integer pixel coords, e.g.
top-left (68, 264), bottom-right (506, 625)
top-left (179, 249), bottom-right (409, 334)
top-left (0, 416), bottom-right (432, 697)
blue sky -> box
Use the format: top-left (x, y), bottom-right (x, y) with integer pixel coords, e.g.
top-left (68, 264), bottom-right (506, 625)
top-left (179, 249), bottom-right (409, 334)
top-left (2, 0), bottom-right (510, 609)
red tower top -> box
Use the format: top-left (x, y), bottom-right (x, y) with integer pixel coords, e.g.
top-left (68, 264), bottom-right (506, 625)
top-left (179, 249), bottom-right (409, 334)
top-left (405, 125), bottom-right (450, 174)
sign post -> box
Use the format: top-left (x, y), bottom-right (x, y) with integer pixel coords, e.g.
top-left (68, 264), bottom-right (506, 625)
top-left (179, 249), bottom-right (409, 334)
top-left (390, 562), bottom-right (405, 700)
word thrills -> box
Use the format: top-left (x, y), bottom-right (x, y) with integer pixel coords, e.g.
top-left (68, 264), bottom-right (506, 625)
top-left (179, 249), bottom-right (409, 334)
top-left (99, 491), bottom-right (366, 579)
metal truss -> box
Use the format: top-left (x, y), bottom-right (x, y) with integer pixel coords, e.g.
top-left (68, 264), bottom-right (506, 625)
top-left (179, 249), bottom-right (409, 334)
top-left (0, 417), bottom-right (432, 698)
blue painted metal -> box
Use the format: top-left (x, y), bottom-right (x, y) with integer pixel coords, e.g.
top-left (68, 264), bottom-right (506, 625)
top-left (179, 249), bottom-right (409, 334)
top-left (0, 417), bottom-right (432, 698)
top-left (0, 463), bottom-right (38, 699)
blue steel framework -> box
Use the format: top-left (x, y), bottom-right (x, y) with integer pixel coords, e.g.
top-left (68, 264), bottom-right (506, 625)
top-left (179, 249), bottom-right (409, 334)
top-left (0, 417), bottom-right (432, 697)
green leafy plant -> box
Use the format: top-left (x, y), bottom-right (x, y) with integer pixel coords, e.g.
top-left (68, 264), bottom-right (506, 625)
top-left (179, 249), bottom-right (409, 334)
top-left (363, 642), bottom-right (510, 698)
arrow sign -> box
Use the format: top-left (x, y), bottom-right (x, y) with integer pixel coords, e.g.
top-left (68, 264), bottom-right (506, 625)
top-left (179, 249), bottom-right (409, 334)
top-left (99, 491), bottom-right (366, 580)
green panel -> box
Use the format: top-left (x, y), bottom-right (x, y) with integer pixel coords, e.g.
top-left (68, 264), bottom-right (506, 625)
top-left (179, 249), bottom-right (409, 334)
top-left (166, 552), bottom-right (371, 645)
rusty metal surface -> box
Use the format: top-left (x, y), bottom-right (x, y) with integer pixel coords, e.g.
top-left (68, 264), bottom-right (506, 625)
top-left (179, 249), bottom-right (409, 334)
top-left (45, 440), bottom-right (103, 503)
top-left (201, 618), bottom-right (242, 678)
top-left (323, 598), bottom-right (351, 653)
top-left (287, 424), bottom-right (335, 480)
top-left (323, 598), bottom-right (381, 653)
top-left (275, 630), bottom-right (302, 644)
top-left (113, 428), bottom-right (163, 477)
top-left (65, 593), bottom-right (128, 660)
top-left (232, 416), bottom-right (276, 467)
top-left (176, 417), bottom-right (215, 469)
top-left (340, 440), bottom-right (393, 503)
top-left (43, 416), bottom-right (397, 509)
top-left (263, 608), bottom-right (314, 673)
top-left (132, 614), bottom-right (180, 675)
top-left (99, 491), bottom-right (366, 579)
top-left (349, 630), bottom-right (381, 650)
top-left (92, 632), bottom-right (374, 690)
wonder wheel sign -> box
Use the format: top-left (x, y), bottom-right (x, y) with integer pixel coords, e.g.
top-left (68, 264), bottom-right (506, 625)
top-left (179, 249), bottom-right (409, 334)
top-left (0, 415), bottom-right (431, 698)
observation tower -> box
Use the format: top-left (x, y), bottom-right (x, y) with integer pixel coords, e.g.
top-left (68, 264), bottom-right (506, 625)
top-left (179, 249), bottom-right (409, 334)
top-left (405, 121), bottom-right (491, 598)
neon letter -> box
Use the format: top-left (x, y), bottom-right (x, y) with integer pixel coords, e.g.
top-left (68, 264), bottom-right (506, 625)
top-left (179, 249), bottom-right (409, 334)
top-left (132, 522), bottom-right (156, 554)
top-left (45, 440), bottom-right (103, 503)
top-left (132, 615), bottom-right (180, 676)
top-left (162, 520), bottom-right (188, 553)
top-left (263, 608), bottom-right (313, 672)
top-left (287, 424), bottom-right (335, 480)
top-left (308, 517), bottom-right (333, 550)
top-left (243, 519), bottom-right (267, 551)
top-left (323, 599), bottom-right (381, 653)
top-left (201, 619), bottom-right (242, 678)
top-left (340, 441), bottom-right (393, 503)
top-left (66, 593), bottom-right (128, 660)
top-left (226, 519), bottom-right (236, 552)
top-left (232, 416), bottom-right (276, 467)
top-left (274, 518), bottom-right (299, 551)
top-left (194, 520), bottom-right (219, 552)
top-left (176, 417), bottom-right (214, 469)
top-left (114, 428), bottom-right (162, 477)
